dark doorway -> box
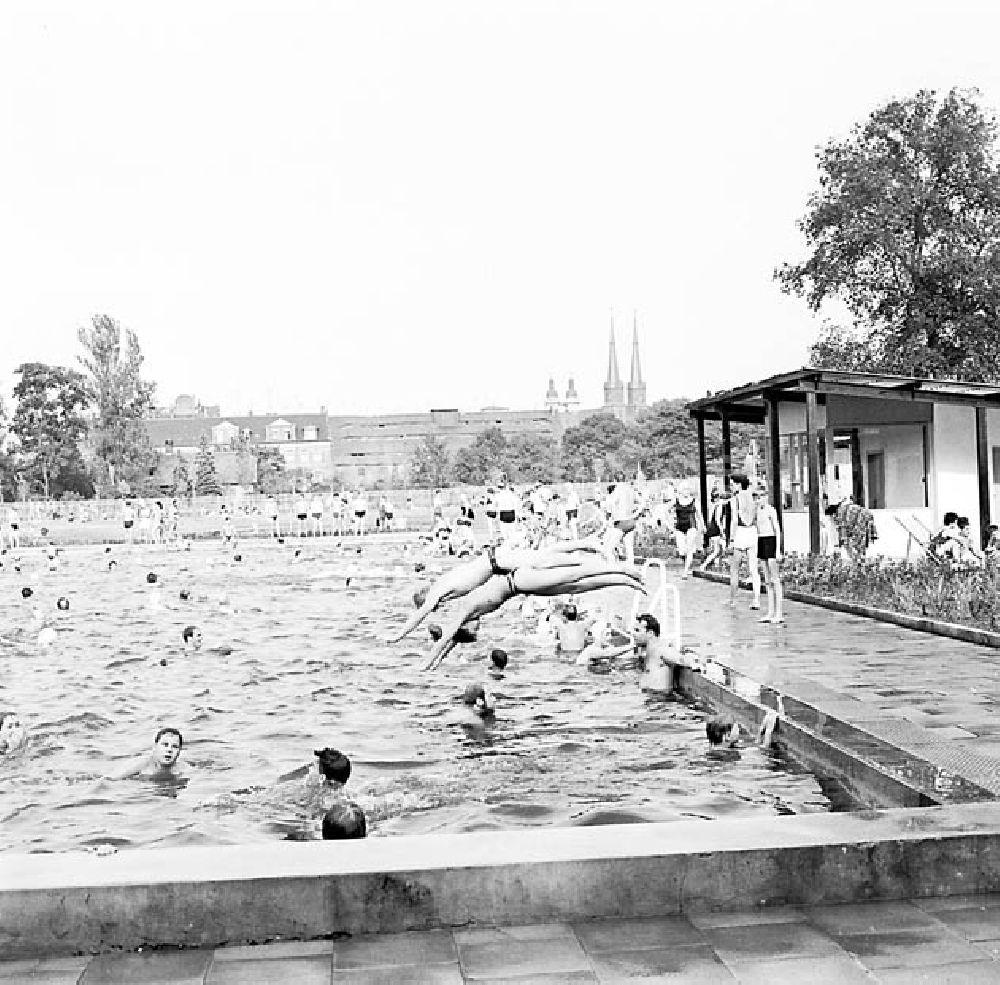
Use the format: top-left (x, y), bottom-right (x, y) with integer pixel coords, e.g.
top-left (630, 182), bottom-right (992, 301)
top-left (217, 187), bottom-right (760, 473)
top-left (866, 451), bottom-right (885, 509)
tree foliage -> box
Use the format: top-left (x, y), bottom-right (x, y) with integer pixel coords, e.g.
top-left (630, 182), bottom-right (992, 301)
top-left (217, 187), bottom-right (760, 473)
top-left (77, 314), bottom-right (157, 492)
top-left (194, 436), bottom-right (222, 496)
top-left (11, 363), bottom-right (91, 499)
top-left (453, 427), bottom-right (507, 485)
top-left (560, 414), bottom-right (631, 481)
top-left (256, 446), bottom-right (287, 494)
top-left (777, 88), bottom-right (1000, 380)
top-left (409, 436), bottom-right (451, 488)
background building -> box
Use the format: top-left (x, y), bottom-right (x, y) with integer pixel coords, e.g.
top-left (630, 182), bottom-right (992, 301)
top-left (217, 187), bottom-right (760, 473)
top-left (144, 321), bottom-right (650, 488)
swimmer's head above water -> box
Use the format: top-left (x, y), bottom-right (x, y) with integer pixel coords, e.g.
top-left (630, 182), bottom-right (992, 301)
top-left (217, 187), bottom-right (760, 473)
top-left (0, 712), bottom-right (26, 753)
top-left (705, 717), bottom-right (740, 747)
top-left (152, 727), bottom-right (183, 769)
top-left (490, 648), bottom-right (508, 670)
top-left (322, 801), bottom-right (366, 840)
top-left (314, 747), bottom-right (352, 785)
top-left (462, 683), bottom-right (496, 717)
top-left (182, 625), bottom-right (203, 651)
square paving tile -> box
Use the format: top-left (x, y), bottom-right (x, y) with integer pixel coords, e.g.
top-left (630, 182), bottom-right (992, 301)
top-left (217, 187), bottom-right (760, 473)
top-left (687, 907), bottom-right (805, 930)
top-left (213, 941), bottom-right (334, 961)
top-left (206, 954), bottom-right (331, 985)
top-left (81, 950), bottom-right (213, 984)
top-left (572, 915), bottom-right (705, 952)
top-left (700, 922), bottom-right (843, 965)
top-left (332, 930), bottom-right (456, 969)
top-left (933, 904), bottom-right (1000, 941)
top-left (457, 937), bottom-right (591, 979)
top-left (588, 943), bottom-right (735, 983)
top-left (0, 972), bottom-right (89, 985)
top-left (331, 963), bottom-right (465, 984)
top-left (915, 894), bottom-right (1000, 912)
top-left (723, 952), bottom-right (873, 985)
top-left (872, 961), bottom-right (1000, 984)
top-left (804, 900), bottom-right (943, 935)
top-left (453, 924), bottom-right (576, 946)
top-left (836, 926), bottom-right (988, 969)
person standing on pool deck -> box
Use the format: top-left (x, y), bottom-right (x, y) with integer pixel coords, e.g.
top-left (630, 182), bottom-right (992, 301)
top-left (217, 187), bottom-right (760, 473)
top-left (602, 480), bottom-right (640, 564)
top-left (754, 485), bottom-right (784, 623)
top-left (728, 474), bottom-right (761, 610)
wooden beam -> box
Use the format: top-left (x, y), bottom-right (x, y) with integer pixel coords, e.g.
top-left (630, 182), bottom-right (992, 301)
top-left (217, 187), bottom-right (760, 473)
top-left (805, 390), bottom-right (821, 554)
top-left (850, 430), bottom-right (864, 505)
top-left (977, 406), bottom-right (991, 549)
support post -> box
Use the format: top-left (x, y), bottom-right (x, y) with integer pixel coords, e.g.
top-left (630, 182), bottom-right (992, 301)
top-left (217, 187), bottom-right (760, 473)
top-left (696, 414), bottom-right (708, 522)
top-left (805, 390), bottom-right (821, 554)
top-left (721, 412), bottom-right (732, 492)
top-left (765, 394), bottom-right (782, 528)
top-left (976, 405), bottom-right (991, 549)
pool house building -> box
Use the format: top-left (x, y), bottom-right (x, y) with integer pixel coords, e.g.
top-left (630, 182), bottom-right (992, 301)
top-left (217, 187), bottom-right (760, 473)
top-left (688, 368), bottom-right (1000, 558)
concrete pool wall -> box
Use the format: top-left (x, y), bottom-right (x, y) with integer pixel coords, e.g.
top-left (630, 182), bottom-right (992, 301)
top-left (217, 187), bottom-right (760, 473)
top-left (3, 665), bottom-right (1000, 959)
top-left (4, 805), bottom-right (1000, 957)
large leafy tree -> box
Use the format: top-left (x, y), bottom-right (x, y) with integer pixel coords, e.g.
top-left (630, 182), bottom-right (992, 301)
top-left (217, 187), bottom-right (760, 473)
top-left (194, 436), bottom-right (222, 496)
top-left (560, 413), bottom-right (630, 482)
top-left (11, 363), bottom-right (91, 499)
top-left (506, 433), bottom-right (560, 483)
top-left (409, 436), bottom-right (451, 488)
top-left (777, 88), bottom-right (1000, 380)
top-left (77, 314), bottom-right (157, 493)
top-left (453, 427), bottom-right (507, 484)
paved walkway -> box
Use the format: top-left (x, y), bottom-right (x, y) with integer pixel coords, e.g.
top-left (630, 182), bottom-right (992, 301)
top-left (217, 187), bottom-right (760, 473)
top-left (7, 896), bottom-right (1000, 982)
top-left (9, 570), bottom-right (1000, 983)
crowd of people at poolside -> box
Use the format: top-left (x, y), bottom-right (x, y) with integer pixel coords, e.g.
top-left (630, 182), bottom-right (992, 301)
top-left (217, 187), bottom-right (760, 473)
top-left (0, 473), bottom-right (793, 846)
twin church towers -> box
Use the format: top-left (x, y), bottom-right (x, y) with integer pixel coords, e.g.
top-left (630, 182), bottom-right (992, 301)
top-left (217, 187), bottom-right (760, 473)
top-left (545, 311), bottom-right (647, 424)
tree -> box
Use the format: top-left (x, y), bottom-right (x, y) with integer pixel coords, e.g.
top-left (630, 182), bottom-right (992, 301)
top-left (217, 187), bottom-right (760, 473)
top-left (409, 436), bottom-right (451, 488)
top-left (11, 363), bottom-right (91, 499)
top-left (77, 314), bottom-right (157, 493)
top-left (506, 433), bottom-right (560, 483)
top-left (453, 427), bottom-right (507, 484)
top-left (777, 88), bottom-right (1000, 380)
top-left (172, 460), bottom-right (193, 500)
top-left (194, 436), bottom-right (222, 496)
top-left (256, 446), bottom-right (287, 494)
top-left (560, 413), bottom-right (629, 481)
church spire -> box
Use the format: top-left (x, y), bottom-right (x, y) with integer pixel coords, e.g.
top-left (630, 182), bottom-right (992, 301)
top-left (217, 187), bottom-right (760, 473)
top-left (603, 312), bottom-right (625, 415)
top-left (626, 310), bottom-right (647, 413)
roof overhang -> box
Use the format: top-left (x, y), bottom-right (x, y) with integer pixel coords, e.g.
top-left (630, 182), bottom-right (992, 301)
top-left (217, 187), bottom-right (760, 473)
top-left (688, 367), bottom-right (1000, 423)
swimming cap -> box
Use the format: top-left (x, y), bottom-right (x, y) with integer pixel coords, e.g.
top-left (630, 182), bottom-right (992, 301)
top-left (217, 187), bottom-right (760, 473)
top-left (428, 623), bottom-right (443, 641)
top-left (179, 589), bottom-right (191, 601)
top-left (56, 597), bottom-right (69, 611)
top-left (146, 572), bottom-right (158, 584)
top-left (21, 587), bottom-right (32, 599)
top-left (490, 648), bottom-right (508, 669)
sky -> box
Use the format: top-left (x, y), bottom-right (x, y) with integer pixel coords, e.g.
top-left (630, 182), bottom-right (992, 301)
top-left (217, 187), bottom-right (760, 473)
top-left (2, 1), bottom-right (1000, 417)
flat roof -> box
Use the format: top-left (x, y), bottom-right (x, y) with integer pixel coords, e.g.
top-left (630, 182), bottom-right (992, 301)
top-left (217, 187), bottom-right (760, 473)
top-left (687, 367), bottom-right (1000, 422)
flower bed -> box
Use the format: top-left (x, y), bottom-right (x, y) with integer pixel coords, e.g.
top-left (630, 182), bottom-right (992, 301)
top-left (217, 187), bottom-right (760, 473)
top-left (762, 553), bottom-right (1000, 633)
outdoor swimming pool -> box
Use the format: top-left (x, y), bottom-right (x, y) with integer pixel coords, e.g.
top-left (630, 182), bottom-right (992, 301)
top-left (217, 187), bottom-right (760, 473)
top-left (0, 539), bottom-right (834, 853)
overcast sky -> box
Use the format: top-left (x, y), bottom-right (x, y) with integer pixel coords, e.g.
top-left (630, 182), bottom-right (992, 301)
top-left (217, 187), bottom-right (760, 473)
top-left (2, 1), bottom-right (998, 417)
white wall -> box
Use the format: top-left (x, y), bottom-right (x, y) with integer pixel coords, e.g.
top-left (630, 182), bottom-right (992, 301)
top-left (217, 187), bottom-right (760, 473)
top-left (777, 402), bottom-right (826, 436)
top-left (931, 404), bottom-right (980, 543)
top-left (858, 424), bottom-right (926, 509)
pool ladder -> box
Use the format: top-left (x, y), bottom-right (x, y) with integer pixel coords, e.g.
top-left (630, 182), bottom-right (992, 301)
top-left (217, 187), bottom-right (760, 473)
top-left (630, 558), bottom-right (681, 652)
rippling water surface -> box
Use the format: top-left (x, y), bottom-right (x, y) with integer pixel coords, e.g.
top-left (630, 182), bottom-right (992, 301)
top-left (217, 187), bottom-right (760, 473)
top-left (0, 539), bottom-right (832, 853)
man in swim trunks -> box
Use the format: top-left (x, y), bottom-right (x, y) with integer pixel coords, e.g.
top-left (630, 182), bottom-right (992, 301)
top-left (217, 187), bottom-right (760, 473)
top-left (554, 602), bottom-right (595, 656)
top-left (108, 727), bottom-right (185, 780)
top-left (310, 494), bottom-right (324, 537)
top-left (386, 541), bottom-right (609, 642)
top-left (352, 490), bottom-right (369, 537)
top-left (602, 480), bottom-right (640, 563)
top-left (728, 474), bottom-right (761, 610)
top-left (294, 494), bottom-right (308, 538)
top-left (423, 560), bottom-right (646, 670)
top-left (122, 500), bottom-right (136, 544)
top-left (754, 486), bottom-right (784, 623)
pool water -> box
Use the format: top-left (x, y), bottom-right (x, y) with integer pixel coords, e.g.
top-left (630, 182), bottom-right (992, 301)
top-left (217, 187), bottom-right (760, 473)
top-left (0, 538), bottom-right (832, 853)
